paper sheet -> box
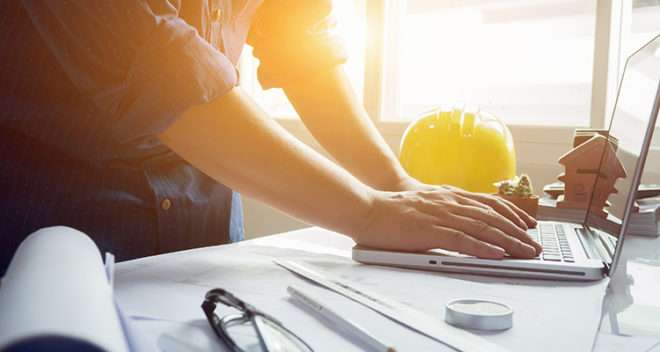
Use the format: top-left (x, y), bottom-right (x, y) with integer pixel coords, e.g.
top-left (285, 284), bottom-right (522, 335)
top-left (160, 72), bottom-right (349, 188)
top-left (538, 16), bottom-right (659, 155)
top-left (114, 231), bottom-right (609, 352)
top-left (275, 260), bottom-right (508, 352)
top-left (0, 226), bottom-right (128, 352)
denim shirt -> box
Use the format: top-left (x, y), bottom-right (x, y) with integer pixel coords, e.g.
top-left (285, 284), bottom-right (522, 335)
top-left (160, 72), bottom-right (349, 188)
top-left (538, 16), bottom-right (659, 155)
top-left (0, 0), bottom-right (346, 273)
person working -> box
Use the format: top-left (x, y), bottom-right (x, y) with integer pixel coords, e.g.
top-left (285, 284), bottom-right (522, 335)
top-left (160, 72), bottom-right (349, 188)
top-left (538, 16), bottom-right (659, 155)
top-left (0, 0), bottom-right (541, 274)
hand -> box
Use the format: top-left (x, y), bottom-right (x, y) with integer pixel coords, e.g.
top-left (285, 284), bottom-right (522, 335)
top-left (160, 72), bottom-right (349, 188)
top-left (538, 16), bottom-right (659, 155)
top-left (354, 186), bottom-right (542, 259)
top-left (396, 177), bottom-right (537, 230)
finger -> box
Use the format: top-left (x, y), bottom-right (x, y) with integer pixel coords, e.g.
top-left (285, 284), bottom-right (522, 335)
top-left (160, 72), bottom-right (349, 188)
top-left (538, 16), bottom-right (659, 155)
top-left (447, 214), bottom-right (537, 258)
top-left (419, 225), bottom-right (505, 259)
top-left (373, 211), bottom-right (503, 258)
top-left (454, 194), bottom-right (490, 209)
top-left (458, 192), bottom-right (531, 229)
top-left (476, 193), bottom-right (536, 228)
top-left (418, 200), bottom-right (538, 257)
top-left (497, 196), bottom-right (538, 228)
top-left (481, 196), bottom-right (528, 230)
top-left (412, 198), bottom-right (536, 257)
top-left (451, 204), bottom-right (543, 254)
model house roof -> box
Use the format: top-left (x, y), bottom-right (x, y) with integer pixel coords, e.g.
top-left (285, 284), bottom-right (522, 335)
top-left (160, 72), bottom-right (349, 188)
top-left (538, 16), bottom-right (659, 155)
top-left (558, 135), bottom-right (627, 178)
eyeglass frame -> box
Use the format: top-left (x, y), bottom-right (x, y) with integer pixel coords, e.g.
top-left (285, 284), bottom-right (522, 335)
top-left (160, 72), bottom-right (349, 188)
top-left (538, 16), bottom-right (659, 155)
top-left (201, 288), bottom-right (314, 352)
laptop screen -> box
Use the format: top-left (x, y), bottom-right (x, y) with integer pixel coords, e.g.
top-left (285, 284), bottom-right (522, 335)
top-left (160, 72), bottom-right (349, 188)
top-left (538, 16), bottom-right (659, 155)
top-left (584, 35), bottom-right (660, 270)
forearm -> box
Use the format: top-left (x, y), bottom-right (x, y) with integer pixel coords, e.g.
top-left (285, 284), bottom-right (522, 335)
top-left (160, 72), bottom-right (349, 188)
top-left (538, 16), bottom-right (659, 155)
top-left (158, 87), bottom-right (373, 235)
top-left (283, 67), bottom-right (410, 191)
top-left (158, 88), bottom-right (539, 258)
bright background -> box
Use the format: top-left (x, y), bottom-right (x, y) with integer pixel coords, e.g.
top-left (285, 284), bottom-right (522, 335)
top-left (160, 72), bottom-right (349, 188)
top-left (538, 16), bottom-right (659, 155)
top-left (238, 0), bottom-right (660, 239)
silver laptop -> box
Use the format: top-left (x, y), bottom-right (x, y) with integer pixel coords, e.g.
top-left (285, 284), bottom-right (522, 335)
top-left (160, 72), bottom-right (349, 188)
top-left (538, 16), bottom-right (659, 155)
top-left (353, 35), bottom-right (660, 281)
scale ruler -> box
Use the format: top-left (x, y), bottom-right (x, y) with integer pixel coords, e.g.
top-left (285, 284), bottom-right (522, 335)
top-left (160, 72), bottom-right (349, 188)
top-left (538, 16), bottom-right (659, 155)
top-left (275, 260), bottom-right (509, 352)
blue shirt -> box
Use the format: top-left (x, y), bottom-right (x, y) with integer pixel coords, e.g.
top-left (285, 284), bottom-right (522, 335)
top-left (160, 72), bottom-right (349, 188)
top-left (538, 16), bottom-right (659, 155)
top-left (0, 0), bottom-right (346, 273)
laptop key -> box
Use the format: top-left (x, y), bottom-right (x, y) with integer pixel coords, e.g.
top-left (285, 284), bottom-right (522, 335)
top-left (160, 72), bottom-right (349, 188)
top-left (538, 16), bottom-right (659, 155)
top-left (535, 221), bottom-right (579, 262)
top-left (540, 225), bottom-right (554, 235)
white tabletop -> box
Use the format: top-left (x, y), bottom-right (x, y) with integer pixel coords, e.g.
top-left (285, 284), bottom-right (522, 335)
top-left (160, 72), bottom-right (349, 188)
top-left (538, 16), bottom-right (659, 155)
top-left (114, 227), bottom-right (660, 351)
top-left (592, 233), bottom-right (660, 351)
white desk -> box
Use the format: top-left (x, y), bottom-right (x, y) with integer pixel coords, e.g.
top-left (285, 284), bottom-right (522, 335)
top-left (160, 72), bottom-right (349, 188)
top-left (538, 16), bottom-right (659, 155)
top-left (592, 233), bottom-right (660, 351)
top-left (114, 227), bottom-right (660, 351)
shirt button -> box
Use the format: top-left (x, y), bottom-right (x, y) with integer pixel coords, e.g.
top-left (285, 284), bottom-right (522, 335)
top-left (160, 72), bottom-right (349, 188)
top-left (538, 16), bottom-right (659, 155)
top-left (212, 8), bottom-right (223, 22)
top-left (161, 198), bottom-right (172, 211)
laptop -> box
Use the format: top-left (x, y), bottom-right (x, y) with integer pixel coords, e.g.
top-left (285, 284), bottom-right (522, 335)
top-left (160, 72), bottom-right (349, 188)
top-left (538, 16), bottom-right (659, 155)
top-left (353, 35), bottom-right (660, 281)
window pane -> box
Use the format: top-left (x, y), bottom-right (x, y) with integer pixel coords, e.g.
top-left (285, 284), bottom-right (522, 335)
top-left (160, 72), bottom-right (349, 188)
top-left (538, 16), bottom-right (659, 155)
top-left (625, 1), bottom-right (660, 56)
top-left (385, 0), bottom-right (597, 126)
top-left (240, 0), bottom-right (367, 119)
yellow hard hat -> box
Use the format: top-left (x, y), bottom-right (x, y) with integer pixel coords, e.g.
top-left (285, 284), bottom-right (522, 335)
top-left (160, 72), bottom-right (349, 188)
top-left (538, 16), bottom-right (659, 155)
top-left (399, 107), bottom-right (516, 193)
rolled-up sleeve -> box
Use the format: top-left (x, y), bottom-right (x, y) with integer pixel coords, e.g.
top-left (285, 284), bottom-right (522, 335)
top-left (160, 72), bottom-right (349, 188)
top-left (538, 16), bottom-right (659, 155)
top-left (247, 0), bottom-right (348, 89)
top-left (20, 0), bottom-right (237, 144)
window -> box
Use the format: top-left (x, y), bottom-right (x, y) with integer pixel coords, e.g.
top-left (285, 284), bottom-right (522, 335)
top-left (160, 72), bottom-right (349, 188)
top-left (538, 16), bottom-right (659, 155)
top-left (239, 0), bottom-right (367, 119)
top-left (625, 1), bottom-right (660, 144)
top-left (383, 0), bottom-right (597, 126)
top-left (625, 0), bottom-right (660, 57)
top-left (239, 0), bottom-right (657, 133)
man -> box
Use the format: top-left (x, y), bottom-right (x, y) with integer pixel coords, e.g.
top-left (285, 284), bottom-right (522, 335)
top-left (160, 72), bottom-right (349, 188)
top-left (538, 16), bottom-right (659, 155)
top-left (0, 0), bottom-right (541, 274)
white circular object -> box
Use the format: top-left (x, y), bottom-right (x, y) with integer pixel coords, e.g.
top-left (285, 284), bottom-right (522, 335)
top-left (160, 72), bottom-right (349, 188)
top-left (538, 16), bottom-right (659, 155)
top-left (445, 298), bottom-right (513, 331)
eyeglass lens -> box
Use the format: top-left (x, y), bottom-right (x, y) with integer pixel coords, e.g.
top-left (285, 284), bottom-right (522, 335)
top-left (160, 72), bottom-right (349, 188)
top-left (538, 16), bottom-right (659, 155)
top-left (222, 314), bottom-right (312, 352)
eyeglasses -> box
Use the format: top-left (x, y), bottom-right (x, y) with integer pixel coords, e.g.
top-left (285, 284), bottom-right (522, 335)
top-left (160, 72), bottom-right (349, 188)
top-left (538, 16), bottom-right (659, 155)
top-left (202, 288), bottom-right (314, 352)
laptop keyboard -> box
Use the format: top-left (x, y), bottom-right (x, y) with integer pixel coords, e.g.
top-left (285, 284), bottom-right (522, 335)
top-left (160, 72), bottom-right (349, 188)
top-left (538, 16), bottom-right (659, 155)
top-left (527, 223), bottom-right (575, 263)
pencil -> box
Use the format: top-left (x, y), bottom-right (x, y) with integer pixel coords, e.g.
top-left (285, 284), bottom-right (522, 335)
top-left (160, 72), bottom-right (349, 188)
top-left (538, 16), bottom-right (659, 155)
top-left (288, 285), bottom-right (396, 352)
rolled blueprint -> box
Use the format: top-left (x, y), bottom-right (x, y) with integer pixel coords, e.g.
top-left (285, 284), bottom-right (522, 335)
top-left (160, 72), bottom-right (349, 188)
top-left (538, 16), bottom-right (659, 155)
top-left (0, 226), bottom-right (128, 352)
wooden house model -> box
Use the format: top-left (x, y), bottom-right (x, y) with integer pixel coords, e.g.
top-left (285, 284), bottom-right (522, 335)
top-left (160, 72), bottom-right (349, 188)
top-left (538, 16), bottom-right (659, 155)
top-left (556, 134), bottom-right (626, 218)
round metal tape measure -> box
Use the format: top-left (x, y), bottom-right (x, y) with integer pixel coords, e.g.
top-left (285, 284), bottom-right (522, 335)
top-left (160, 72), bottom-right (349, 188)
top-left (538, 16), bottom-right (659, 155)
top-left (445, 298), bottom-right (513, 331)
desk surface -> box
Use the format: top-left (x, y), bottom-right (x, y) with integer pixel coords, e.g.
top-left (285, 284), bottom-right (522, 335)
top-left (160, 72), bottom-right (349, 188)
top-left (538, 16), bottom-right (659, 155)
top-left (593, 231), bottom-right (660, 351)
top-left (115, 227), bottom-right (660, 351)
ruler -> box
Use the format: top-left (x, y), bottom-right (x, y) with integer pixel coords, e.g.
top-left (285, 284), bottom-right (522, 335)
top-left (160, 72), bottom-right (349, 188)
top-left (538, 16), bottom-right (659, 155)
top-left (274, 260), bottom-right (509, 352)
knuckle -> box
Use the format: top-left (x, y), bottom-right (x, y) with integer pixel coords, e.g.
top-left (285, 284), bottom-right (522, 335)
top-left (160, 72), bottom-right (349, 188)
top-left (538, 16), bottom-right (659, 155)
top-left (438, 200), bottom-right (456, 210)
top-left (505, 235), bottom-right (521, 248)
top-left (489, 227), bottom-right (508, 240)
top-left (482, 194), bottom-right (497, 204)
top-left (479, 207), bottom-right (495, 218)
top-left (420, 190), bottom-right (435, 197)
top-left (517, 239), bottom-right (530, 250)
top-left (408, 197), bottom-right (431, 210)
top-left (494, 199), bottom-right (509, 210)
top-left (470, 200), bottom-right (490, 210)
top-left (407, 194), bottom-right (423, 204)
top-left (392, 192), bottom-right (406, 201)
top-left (471, 220), bottom-right (488, 233)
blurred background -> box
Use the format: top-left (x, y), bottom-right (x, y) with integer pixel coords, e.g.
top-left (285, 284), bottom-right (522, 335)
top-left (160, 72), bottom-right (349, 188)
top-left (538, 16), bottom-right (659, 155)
top-left (237, 0), bottom-right (660, 238)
